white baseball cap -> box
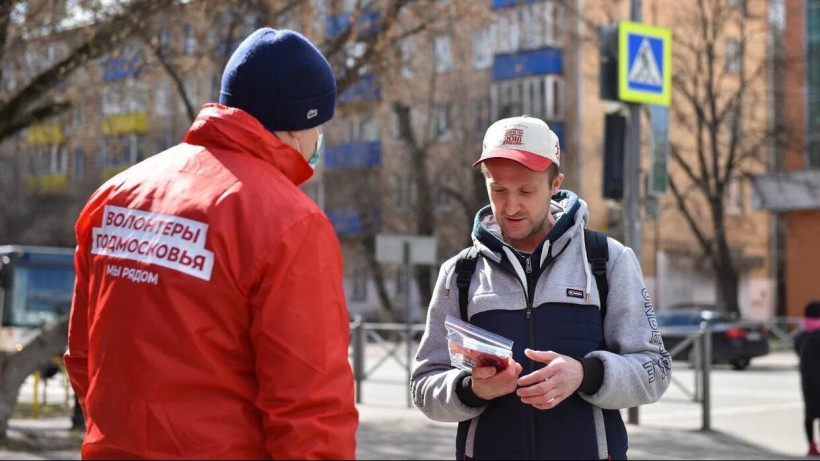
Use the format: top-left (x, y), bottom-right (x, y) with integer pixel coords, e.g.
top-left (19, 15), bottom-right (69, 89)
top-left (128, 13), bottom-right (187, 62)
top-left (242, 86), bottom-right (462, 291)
top-left (473, 115), bottom-right (560, 171)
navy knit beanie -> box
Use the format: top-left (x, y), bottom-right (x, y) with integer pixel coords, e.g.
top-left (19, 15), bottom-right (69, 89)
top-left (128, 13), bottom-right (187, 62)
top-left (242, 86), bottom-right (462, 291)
top-left (219, 28), bottom-right (336, 132)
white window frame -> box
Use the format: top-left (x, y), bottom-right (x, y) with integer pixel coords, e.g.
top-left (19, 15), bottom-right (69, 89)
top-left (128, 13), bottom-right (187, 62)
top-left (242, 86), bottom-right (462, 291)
top-left (434, 104), bottom-right (452, 140)
top-left (726, 176), bottom-right (745, 215)
top-left (183, 24), bottom-right (197, 56)
top-left (393, 173), bottom-right (411, 209)
top-left (725, 38), bottom-right (743, 76)
top-left (434, 35), bottom-right (453, 74)
top-left (435, 172), bottom-right (453, 211)
top-left (400, 39), bottom-right (414, 78)
top-left (544, 75), bottom-right (564, 120)
top-left (473, 29), bottom-right (494, 69)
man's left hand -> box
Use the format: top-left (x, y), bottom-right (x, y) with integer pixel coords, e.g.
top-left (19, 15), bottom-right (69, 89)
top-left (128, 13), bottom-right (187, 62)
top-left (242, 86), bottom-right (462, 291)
top-left (516, 349), bottom-right (583, 410)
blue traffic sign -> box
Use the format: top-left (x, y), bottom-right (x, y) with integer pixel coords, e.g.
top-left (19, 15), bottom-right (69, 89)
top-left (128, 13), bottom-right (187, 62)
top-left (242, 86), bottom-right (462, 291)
top-left (618, 21), bottom-right (672, 106)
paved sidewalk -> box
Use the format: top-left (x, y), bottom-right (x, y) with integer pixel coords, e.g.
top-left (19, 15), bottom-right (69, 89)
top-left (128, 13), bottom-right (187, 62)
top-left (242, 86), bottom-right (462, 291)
top-left (356, 404), bottom-right (809, 460)
top-left (0, 405), bottom-right (811, 460)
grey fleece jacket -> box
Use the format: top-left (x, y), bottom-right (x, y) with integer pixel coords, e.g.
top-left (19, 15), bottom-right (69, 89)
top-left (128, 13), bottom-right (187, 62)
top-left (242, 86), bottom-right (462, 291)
top-left (410, 190), bottom-right (671, 459)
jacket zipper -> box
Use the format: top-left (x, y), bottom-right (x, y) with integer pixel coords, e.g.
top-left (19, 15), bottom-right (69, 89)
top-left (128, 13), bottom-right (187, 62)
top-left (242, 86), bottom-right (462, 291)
top-left (478, 250), bottom-right (542, 460)
top-left (525, 254), bottom-right (537, 460)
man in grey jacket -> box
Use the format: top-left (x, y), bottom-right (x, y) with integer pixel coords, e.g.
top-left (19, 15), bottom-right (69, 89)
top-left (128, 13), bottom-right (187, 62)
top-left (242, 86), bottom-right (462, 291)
top-left (411, 115), bottom-right (671, 460)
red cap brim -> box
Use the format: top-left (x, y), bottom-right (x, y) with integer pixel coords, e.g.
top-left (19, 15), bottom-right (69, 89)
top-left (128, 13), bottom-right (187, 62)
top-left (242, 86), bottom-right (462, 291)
top-left (472, 148), bottom-right (553, 171)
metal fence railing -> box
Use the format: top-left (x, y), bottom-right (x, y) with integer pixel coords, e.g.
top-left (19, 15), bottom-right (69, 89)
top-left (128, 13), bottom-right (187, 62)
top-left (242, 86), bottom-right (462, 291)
top-left (349, 316), bottom-right (424, 408)
top-left (658, 323), bottom-right (714, 431)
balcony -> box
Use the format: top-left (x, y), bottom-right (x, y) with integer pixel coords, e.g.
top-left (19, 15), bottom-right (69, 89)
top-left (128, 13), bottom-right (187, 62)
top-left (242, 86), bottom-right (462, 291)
top-left (326, 208), bottom-right (381, 237)
top-left (325, 141), bottom-right (381, 169)
top-left (491, 0), bottom-right (541, 8)
top-left (102, 54), bottom-right (142, 82)
top-left (26, 173), bottom-right (67, 195)
top-left (751, 170), bottom-right (820, 212)
top-left (102, 112), bottom-right (148, 136)
top-left (492, 46), bottom-right (563, 81)
top-left (338, 75), bottom-right (381, 105)
top-left (326, 11), bottom-right (380, 37)
top-left (26, 123), bottom-right (63, 147)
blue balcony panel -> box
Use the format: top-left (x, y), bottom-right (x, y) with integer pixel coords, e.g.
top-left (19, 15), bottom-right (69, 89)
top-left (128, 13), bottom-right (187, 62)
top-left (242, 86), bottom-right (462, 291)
top-left (102, 54), bottom-right (142, 82)
top-left (325, 141), bottom-right (381, 169)
top-left (338, 75), bottom-right (381, 104)
top-left (492, 46), bottom-right (563, 81)
top-left (326, 11), bottom-right (380, 37)
top-left (326, 208), bottom-right (381, 237)
top-left (550, 121), bottom-right (565, 150)
top-left (491, 0), bottom-right (541, 9)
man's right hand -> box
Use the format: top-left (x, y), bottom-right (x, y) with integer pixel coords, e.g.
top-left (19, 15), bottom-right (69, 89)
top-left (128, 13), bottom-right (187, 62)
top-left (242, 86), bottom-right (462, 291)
top-left (471, 359), bottom-right (523, 400)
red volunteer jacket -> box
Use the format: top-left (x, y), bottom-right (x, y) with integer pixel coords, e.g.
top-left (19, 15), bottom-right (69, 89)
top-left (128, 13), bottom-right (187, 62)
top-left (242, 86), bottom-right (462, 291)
top-left (65, 104), bottom-right (358, 460)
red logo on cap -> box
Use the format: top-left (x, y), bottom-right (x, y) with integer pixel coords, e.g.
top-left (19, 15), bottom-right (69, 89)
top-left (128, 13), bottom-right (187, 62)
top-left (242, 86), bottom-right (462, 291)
top-left (555, 141), bottom-right (560, 158)
top-left (503, 128), bottom-right (524, 146)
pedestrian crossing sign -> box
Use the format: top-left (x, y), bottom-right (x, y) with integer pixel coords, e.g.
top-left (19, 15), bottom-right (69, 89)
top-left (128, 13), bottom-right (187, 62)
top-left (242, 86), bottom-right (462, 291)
top-left (618, 21), bottom-right (672, 106)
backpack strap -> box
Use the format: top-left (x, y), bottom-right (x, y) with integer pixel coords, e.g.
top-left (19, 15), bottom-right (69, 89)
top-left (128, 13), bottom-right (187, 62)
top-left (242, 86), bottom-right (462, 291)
top-left (584, 229), bottom-right (610, 319)
top-left (454, 246), bottom-right (480, 321)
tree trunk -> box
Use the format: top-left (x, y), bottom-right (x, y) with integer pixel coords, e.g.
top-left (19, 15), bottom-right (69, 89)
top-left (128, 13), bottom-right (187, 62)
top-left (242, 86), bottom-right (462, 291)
top-left (0, 317), bottom-right (70, 440)
top-left (362, 233), bottom-right (394, 313)
top-left (715, 262), bottom-right (740, 316)
top-left (393, 103), bottom-right (435, 311)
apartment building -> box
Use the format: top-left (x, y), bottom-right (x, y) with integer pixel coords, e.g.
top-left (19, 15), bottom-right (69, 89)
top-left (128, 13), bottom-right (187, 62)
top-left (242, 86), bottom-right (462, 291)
top-left (0, 0), bottom-right (777, 319)
top-left (752, 0), bottom-right (820, 318)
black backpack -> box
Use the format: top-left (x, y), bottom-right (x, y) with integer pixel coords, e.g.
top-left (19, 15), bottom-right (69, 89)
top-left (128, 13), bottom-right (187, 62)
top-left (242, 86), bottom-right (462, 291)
top-left (453, 229), bottom-right (610, 322)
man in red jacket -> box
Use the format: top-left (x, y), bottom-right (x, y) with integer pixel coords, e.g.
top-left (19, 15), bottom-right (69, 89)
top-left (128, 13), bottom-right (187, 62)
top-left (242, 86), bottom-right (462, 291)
top-left (65, 28), bottom-right (358, 460)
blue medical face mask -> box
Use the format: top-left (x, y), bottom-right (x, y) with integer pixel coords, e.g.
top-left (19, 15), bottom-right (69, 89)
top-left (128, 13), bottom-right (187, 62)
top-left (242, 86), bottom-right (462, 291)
top-left (309, 128), bottom-right (323, 169)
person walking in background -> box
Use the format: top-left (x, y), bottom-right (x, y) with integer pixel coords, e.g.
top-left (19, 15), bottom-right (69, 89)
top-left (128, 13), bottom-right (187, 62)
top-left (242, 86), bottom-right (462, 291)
top-left (797, 301), bottom-right (820, 457)
top-left (65, 28), bottom-right (357, 460)
top-left (411, 115), bottom-right (671, 460)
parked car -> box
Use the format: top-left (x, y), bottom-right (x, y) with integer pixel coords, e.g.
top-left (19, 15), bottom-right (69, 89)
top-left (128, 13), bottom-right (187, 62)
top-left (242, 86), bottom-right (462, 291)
top-left (656, 306), bottom-right (770, 370)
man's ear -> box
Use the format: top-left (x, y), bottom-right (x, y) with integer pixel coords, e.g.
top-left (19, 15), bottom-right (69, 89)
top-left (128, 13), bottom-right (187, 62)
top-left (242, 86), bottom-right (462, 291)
top-left (551, 173), bottom-right (565, 195)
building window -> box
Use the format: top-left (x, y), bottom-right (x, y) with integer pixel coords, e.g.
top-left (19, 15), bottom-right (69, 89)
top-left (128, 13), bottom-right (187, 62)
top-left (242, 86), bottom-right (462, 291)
top-left (361, 113), bottom-right (378, 141)
top-left (352, 266), bottom-right (367, 302)
top-left (3, 60), bottom-right (15, 91)
top-left (543, 1), bottom-right (560, 46)
top-left (473, 29), bottom-right (494, 69)
top-left (726, 176), bottom-right (745, 215)
top-left (73, 149), bottom-right (85, 179)
top-left (399, 39), bottom-right (414, 78)
top-left (435, 172), bottom-right (453, 211)
top-left (433, 104), bottom-right (451, 140)
top-left (808, 0), bottom-right (820, 167)
top-left (183, 24), bottom-right (196, 55)
top-left (155, 83), bottom-right (172, 117)
top-left (159, 27), bottom-right (170, 55)
top-left (434, 35), bottom-right (452, 74)
top-left (727, 0), bottom-right (747, 14)
top-left (73, 103), bottom-right (84, 128)
top-left (491, 75), bottom-right (564, 122)
top-left (725, 39), bottom-right (743, 76)
top-left (393, 173), bottom-right (411, 209)
top-left (476, 98), bottom-right (491, 134)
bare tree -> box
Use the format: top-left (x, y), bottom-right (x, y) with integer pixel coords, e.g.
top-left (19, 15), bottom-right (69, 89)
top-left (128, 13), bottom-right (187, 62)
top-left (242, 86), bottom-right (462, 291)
top-left (0, 0), bottom-right (179, 439)
top-left (0, 318), bottom-right (68, 442)
top-left (667, 0), bottom-right (777, 314)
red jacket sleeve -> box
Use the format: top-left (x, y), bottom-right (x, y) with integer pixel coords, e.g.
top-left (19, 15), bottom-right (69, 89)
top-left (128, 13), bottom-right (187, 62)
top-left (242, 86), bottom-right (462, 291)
top-left (64, 200), bottom-right (95, 408)
top-left (250, 212), bottom-right (358, 460)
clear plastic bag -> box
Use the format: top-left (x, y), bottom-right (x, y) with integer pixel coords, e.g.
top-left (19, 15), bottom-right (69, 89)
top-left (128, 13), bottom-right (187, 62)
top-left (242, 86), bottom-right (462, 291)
top-left (444, 315), bottom-right (514, 372)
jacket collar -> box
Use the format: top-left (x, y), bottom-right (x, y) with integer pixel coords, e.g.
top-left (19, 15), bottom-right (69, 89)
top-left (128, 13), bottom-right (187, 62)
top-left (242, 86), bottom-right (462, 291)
top-left (184, 103), bottom-right (314, 186)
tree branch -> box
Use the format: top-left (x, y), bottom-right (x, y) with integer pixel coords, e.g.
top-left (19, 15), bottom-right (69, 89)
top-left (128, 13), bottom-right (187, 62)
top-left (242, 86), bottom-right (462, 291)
top-left (669, 175), bottom-right (714, 261)
top-left (0, 0), bottom-right (172, 143)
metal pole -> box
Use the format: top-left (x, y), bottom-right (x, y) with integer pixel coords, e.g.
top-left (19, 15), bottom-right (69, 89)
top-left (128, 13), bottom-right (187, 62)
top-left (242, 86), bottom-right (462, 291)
top-left (353, 315), bottom-right (364, 404)
top-left (700, 322), bottom-right (712, 431)
top-left (404, 242), bottom-right (412, 408)
top-left (693, 334), bottom-right (702, 402)
top-left (626, 0), bottom-right (643, 426)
